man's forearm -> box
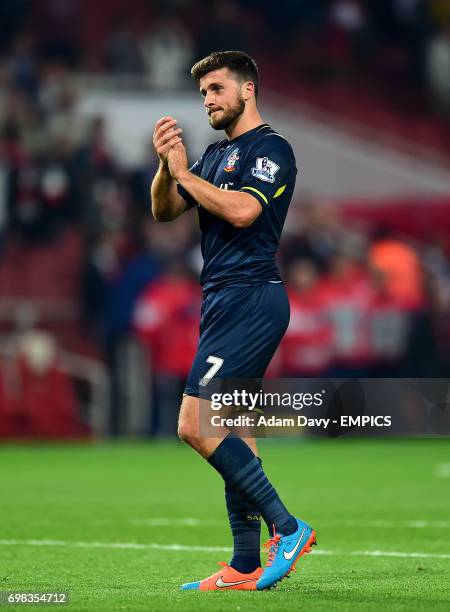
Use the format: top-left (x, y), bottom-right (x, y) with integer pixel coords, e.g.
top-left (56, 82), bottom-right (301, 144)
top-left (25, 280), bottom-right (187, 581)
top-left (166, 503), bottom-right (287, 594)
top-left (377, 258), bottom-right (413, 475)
top-left (176, 171), bottom-right (261, 228)
top-left (151, 163), bottom-right (187, 221)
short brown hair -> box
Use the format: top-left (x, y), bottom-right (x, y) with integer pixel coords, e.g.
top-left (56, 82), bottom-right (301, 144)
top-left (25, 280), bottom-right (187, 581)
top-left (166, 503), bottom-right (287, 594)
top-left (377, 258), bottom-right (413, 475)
top-left (191, 51), bottom-right (259, 99)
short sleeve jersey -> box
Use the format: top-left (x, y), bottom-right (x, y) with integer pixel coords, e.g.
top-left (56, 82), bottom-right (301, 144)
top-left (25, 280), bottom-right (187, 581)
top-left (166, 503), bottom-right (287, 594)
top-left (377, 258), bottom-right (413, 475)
top-left (177, 124), bottom-right (297, 291)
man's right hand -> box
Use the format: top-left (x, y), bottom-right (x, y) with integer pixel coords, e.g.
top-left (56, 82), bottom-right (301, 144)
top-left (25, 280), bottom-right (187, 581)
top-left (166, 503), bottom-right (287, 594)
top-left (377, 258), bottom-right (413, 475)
top-left (153, 116), bottom-right (183, 164)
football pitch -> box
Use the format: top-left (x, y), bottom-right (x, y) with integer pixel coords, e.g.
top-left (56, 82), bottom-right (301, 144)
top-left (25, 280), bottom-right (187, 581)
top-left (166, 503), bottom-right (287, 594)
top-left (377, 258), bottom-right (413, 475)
top-left (1, 439), bottom-right (449, 611)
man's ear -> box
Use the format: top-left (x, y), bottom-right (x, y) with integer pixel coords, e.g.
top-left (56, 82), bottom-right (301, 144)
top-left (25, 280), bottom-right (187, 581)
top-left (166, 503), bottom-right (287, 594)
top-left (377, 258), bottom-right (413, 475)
top-left (242, 81), bottom-right (255, 101)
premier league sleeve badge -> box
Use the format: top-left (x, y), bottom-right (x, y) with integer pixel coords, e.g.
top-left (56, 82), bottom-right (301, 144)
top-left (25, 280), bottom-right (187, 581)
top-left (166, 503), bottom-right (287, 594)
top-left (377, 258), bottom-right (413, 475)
top-left (251, 157), bottom-right (280, 183)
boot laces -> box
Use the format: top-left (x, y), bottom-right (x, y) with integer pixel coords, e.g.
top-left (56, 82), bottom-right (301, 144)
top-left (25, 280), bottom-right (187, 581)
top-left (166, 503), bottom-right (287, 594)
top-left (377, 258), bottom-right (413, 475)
top-left (262, 524), bottom-right (281, 567)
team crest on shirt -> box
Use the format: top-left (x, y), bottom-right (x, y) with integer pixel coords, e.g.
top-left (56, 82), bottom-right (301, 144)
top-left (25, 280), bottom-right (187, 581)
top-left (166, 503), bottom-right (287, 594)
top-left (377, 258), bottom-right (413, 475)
top-left (224, 148), bottom-right (240, 172)
top-left (251, 157), bottom-right (280, 183)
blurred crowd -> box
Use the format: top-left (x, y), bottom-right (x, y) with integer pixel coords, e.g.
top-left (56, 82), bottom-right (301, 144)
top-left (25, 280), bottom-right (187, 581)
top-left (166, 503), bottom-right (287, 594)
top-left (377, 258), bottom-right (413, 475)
top-left (0, 1), bottom-right (450, 111)
top-left (134, 198), bottom-right (450, 379)
top-left (0, 0), bottom-right (449, 437)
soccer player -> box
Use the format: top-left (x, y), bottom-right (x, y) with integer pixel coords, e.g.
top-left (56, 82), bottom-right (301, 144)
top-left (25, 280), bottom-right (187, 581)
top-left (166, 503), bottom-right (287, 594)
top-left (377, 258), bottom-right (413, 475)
top-left (151, 51), bottom-right (316, 591)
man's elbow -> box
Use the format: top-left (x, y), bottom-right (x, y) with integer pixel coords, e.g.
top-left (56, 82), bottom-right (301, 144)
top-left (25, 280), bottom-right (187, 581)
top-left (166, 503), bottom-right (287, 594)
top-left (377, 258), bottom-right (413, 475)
top-left (229, 209), bottom-right (260, 228)
top-left (152, 208), bottom-right (172, 222)
top-left (229, 195), bottom-right (262, 228)
top-left (151, 208), bottom-right (163, 222)
top-left (151, 200), bottom-right (176, 222)
top-left (230, 215), bottom-right (253, 228)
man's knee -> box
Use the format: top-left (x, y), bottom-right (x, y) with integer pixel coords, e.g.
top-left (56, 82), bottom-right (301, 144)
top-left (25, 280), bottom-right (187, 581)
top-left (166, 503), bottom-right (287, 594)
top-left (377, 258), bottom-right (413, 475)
top-left (177, 417), bottom-right (197, 444)
top-left (177, 395), bottom-right (200, 445)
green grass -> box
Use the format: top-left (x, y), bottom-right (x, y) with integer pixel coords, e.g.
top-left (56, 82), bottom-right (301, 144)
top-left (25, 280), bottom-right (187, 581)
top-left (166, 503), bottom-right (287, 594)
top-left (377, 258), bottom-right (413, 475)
top-left (0, 439), bottom-right (449, 611)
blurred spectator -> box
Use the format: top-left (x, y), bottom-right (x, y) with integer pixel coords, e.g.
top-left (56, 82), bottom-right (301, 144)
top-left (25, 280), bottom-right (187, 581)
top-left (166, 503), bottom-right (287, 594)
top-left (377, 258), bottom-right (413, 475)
top-left (82, 226), bottom-right (157, 340)
top-left (75, 115), bottom-right (115, 176)
top-left (134, 260), bottom-right (200, 378)
top-left (128, 145), bottom-right (160, 222)
top-left (328, 0), bottom-right (368, 75)
top-left (282, 196), bottom-right (367, 272)
top-left (39, 61), bottom-right (84, 147)
top-left (73, 115), bottom-right (122, 231)
top-left (133, 259), bottom-right (201, 435)
top-left (8, 155), bottom-right (44, 242)
top-left (368, 263), bottom-right (411, 374)
top-left (105, 18), bottom-right (143, 75)
top-left (140, 14), bottom-right (194, 89)
top-left (282, 196), bottom-right (342, 271)
top-left (280, 259), bottom-right (333, 376)
top-left (321, 251), bottom-right (374, 375)
top-left (403, 272), bottom-right (450, 376)
top-left (368, 232), bottom-right (425, 310)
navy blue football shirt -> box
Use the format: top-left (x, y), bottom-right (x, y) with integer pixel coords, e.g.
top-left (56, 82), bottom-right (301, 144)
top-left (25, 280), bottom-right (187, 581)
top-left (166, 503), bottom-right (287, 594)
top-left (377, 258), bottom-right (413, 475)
top-left (177, 124), bottom-right (297, 291)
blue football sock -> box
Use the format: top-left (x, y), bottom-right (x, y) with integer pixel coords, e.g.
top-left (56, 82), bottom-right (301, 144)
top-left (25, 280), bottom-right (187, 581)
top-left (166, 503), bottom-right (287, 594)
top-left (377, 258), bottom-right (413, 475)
top-left (208, 434), bottom-right (297, 537)
top-left (225, 457), bottom-right (262, 573)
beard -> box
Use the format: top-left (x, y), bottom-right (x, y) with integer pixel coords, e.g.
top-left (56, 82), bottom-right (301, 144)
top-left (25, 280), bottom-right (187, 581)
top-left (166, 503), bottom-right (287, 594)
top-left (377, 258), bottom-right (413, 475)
top-left (208, 95), bottom-right (245, 130)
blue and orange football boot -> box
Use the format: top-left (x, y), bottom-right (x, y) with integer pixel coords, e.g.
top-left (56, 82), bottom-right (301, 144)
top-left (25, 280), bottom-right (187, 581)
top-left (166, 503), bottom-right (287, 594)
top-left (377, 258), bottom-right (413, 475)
top-left (181, 562), bottom-right (263, 591)
top-left (256, 518), bottom-right (317, 590)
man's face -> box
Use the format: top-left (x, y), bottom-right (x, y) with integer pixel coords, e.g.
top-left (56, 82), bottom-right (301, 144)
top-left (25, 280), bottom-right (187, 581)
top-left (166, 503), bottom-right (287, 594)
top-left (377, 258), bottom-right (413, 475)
top-left (199, 68), bottom-right (246, 130)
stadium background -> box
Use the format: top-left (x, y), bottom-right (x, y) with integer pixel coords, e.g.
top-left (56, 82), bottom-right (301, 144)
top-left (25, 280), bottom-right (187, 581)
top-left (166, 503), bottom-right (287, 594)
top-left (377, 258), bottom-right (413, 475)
top-left (0, 2), bottom-right (450, 610)
top-left (0, 0), bottom-right (449, 438)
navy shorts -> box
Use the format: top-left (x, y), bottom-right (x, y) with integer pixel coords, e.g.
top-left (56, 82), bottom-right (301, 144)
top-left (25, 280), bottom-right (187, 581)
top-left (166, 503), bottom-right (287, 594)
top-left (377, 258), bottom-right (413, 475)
top-left (184, 282), bottom-right (290, 397)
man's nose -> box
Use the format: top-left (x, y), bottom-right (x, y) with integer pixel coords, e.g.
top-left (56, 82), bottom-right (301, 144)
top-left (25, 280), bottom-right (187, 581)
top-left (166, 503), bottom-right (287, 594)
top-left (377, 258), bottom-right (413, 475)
top-left (204, 93), bottom-right (215, 108)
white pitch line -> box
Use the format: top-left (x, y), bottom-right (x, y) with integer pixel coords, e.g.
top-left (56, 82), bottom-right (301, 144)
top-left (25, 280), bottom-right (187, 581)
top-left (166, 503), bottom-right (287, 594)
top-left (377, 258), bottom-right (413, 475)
top-left (0, 539), bottom-right (231, 553)
top-left (351, 550), bottom-right (450, 560)
top-left (131, 518), bottom-right (220, 527)
top-left (0, 539), bottom-right (449, 560)
top-left (320, 520), bottom-right (450, 529)
top-left (403, 521), bottom-right (450, 529)
top-left (131, 518), bottom-right (450, 529)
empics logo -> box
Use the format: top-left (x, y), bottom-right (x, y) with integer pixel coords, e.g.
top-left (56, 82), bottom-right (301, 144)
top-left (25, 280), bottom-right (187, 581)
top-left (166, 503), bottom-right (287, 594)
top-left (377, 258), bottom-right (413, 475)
top-left (341, 416), bottom-right (392, 427)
